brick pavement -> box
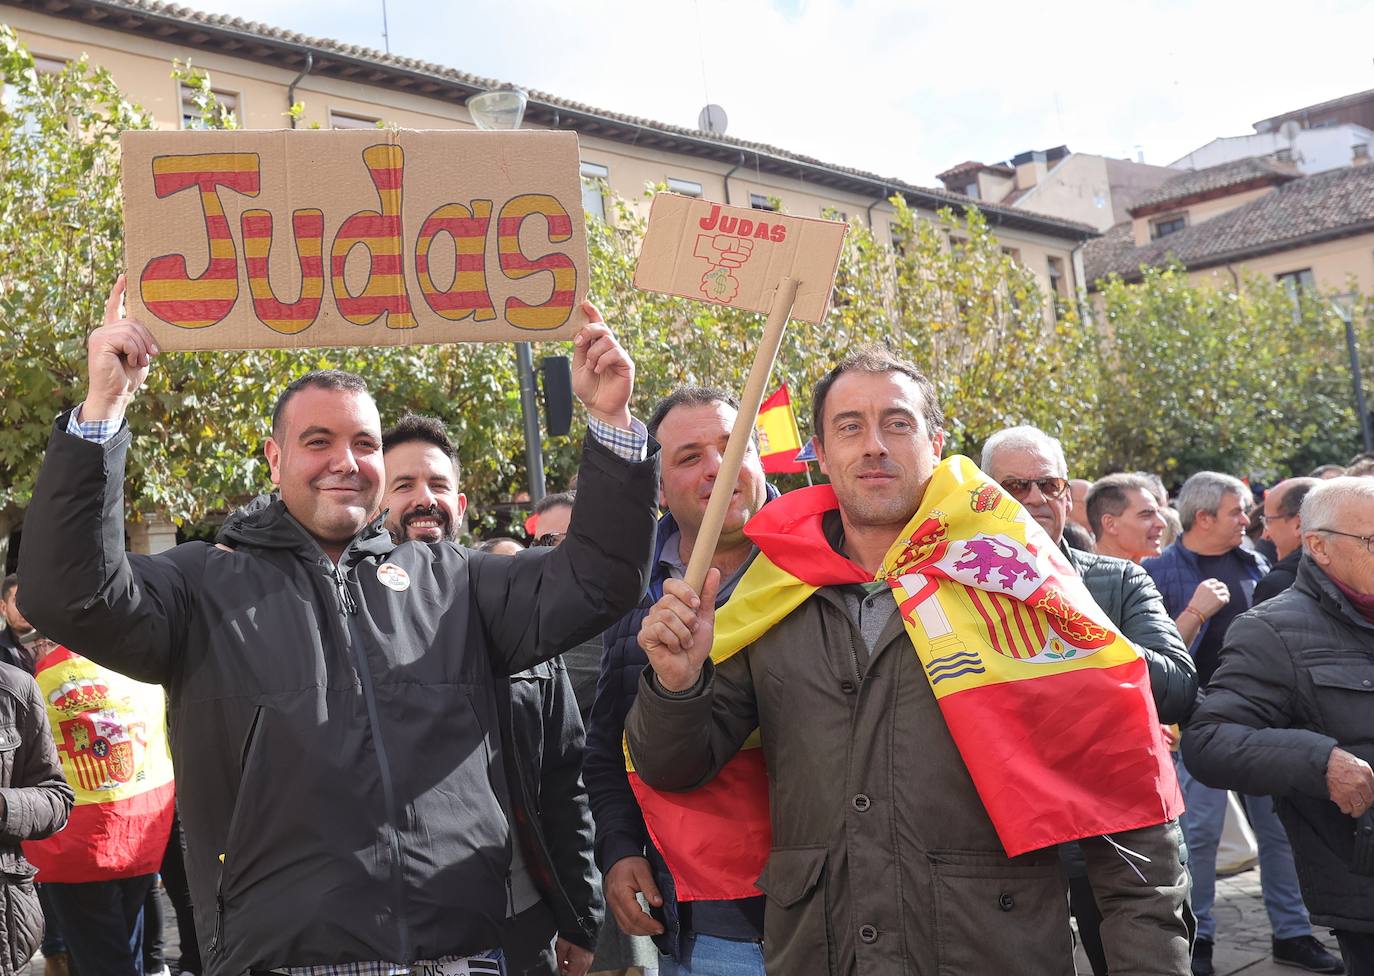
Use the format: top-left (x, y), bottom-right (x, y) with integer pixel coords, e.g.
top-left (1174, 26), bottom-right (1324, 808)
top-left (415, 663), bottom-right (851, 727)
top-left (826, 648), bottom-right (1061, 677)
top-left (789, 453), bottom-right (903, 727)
top-left (19, 869), bottom-right (1345, 976)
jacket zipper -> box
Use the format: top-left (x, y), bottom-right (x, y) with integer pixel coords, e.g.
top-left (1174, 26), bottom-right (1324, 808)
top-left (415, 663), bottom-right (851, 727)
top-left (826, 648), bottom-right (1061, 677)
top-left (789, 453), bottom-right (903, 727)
top-left (329, 559), bottom-right (410, 962)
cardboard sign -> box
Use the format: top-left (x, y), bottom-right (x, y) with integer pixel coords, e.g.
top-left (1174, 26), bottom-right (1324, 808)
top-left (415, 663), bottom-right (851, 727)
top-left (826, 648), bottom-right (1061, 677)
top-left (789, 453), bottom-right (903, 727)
top-left (121, 129), bottom-right (590, 350)
top-left (633, 194), bottom-right (847, 324)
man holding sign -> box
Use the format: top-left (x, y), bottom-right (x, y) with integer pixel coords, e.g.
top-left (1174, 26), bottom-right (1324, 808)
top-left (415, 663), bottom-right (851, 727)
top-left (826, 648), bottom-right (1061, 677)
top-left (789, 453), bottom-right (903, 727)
top-left (626, 349), bottom-right (1192, 975)
top-left (18, 277), bottom-right (659, 975)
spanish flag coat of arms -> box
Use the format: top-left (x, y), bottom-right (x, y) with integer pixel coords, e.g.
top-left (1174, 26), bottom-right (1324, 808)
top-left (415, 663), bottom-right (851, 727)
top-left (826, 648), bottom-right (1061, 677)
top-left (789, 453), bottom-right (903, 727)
top-left (627, 456), bottom-right (1182, 902)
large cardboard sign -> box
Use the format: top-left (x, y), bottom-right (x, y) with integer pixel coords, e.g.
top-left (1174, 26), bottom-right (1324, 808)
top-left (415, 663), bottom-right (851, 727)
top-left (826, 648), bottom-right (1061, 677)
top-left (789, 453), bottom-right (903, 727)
top-left (121, 129), bottom-right (590, 350)
top-left (633, 194), bottom-right (847, 324)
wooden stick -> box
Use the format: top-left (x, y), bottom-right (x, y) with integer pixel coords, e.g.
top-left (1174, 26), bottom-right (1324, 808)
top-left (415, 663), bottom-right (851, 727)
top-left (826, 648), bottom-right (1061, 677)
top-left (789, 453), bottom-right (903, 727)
top-left (684, 276), bottom-right (801, 594)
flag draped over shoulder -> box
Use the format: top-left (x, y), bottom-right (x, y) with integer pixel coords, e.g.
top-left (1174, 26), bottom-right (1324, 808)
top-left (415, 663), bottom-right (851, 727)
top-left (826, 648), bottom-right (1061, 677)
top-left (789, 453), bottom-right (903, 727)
top-left (755, 385), bottom-right (808, 474)
top-left (627, 455), bottom-right (1182, 900)
top-left (25, 647), bottom-right (175, 882)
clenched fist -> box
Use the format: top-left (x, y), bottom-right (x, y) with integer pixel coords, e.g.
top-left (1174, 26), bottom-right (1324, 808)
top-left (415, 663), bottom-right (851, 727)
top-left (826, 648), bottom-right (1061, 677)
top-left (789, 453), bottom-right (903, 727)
top-left (637, 571), bottom-right (721, 693)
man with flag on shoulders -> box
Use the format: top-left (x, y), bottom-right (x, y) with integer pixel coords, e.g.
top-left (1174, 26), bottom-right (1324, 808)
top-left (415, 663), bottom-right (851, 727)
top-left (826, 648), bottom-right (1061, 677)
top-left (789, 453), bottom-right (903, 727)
top-left (626, 348), bottom-right (1192, 975)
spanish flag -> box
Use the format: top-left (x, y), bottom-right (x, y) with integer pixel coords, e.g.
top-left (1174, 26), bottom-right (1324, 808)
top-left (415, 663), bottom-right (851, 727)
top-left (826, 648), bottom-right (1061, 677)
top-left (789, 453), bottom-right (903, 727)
top-left (25, 647), bottom-right (175, 882)
top-left (755, 385), bottom-right (808, 474)
top-left (627, 456), bottom-right (1181, 900)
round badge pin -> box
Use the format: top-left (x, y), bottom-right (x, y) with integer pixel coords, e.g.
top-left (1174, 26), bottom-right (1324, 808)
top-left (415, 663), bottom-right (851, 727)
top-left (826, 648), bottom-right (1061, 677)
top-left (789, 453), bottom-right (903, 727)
top-left (377, 562), bottom-right (411, 592)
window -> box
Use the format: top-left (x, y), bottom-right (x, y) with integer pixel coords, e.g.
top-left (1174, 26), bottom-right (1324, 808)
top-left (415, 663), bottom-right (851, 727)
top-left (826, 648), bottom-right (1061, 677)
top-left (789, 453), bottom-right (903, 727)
top-left (2, 55), bottom-right (66, 137)
top-left (1047, 257), bottom-right (1068, 316)
top-left (667, 177), bottom-right (703, 197)
top-left (1276, 268), bottom-right (1316, 298)
top-left (329, 110), bottom-right (380, 129)
top-left (964, 182), bottom-right (980, 200)
top-left (180, 84), bottom-right (239, 129)
top-left (1150, 214), bottom-right (1187, 240)
top-left (890, 222), bottom-right (907, 250)
top-left (1002, 246), bottom-right (1022, 264)
top-left (580, 162), bottom-right (608, 222)
top-left (749, 193), bottom-right (779, 212)
top-left (821, 207), bottom-right (848, 222)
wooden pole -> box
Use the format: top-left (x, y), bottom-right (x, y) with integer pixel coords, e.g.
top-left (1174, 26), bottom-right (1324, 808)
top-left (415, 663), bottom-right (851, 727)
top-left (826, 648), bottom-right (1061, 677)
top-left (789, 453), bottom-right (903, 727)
top-left (684, 276), bottom-right (800, 594)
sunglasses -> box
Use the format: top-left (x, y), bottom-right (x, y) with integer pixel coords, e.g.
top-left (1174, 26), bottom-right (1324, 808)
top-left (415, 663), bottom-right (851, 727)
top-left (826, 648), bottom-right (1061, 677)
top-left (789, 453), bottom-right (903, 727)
top-left (533, 531), bottom-right (567, 548)
top-left (999, 477), bottom-right (1070, 501)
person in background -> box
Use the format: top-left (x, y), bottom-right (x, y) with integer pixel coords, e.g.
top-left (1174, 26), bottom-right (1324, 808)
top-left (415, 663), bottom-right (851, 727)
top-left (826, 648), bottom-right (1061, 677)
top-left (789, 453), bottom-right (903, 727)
top-left (381, 413), bottom-right (600, 976)
top-left (1087, 474), bottom-right (1168, 565)
top-left (0, 576), bottom-right (37, 675)
top-left (1254, 478), bottom-right (1321, 604)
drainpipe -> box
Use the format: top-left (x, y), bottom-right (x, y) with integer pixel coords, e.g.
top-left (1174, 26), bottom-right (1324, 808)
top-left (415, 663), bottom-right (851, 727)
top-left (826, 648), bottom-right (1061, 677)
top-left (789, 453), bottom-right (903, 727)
top-left (721, 152), bottom-right (745, 206)
top-left (866, 186), bottom-right (890, 231)
top-left (286, 51), bottom-right (314, 129)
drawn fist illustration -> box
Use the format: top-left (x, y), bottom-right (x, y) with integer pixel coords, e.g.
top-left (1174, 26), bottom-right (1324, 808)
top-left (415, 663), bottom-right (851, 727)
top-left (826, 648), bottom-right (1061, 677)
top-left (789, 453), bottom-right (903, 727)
top-left (694, 234), bottom-right (754, 269)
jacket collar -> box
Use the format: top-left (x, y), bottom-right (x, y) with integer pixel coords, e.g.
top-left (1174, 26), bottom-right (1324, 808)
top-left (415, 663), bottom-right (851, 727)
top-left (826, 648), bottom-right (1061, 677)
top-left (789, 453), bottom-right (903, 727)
top-left (217, 492), bottom-right (394, 568)
top-left (1293, 555), bottom-right (1374, 633)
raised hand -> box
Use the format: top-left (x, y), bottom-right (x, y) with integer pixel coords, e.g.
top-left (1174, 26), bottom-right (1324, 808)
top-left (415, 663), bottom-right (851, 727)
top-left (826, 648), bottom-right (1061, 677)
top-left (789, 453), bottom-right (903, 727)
top-left (571, 301), bottom-right (633, 430)
top-left (1188, 578), bottom-right (1231, 620)
top-left (637, 570), bottom-right (721, 693)
top-left (84, 275), bottom-right (159, 422)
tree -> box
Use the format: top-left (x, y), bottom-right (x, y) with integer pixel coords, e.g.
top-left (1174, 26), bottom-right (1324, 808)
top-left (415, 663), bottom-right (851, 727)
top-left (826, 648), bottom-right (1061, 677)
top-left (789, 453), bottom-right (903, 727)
top-left (1094, 263), bottom-right (1361, 481)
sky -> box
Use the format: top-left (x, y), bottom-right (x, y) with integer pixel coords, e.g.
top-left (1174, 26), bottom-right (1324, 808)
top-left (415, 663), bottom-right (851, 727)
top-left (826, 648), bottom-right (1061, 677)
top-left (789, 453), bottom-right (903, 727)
top-left (186, 0), bottom-right (1374, 188)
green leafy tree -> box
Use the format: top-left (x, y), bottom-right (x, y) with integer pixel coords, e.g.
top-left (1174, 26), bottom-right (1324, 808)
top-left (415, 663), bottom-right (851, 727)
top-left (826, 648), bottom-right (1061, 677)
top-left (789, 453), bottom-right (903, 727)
top-left (1095, 264), bottom-right (1361, 480)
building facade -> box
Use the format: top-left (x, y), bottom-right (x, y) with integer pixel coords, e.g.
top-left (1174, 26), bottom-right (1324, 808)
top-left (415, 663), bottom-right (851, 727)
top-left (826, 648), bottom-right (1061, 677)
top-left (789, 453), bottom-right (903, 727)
top-left (3, 0), bottom-right (1096, 304)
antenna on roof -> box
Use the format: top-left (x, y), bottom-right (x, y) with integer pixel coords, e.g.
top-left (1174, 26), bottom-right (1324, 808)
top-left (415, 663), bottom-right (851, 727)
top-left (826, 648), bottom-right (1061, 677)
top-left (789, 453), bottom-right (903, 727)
top-left (381, 0), bottom-right (391, 54)
top-left (698, 104), bottom-right (729, 136)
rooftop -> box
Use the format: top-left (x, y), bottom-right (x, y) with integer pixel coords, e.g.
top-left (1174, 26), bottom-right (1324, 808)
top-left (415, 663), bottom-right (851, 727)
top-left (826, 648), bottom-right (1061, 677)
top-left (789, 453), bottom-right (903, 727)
top-left (1085, 161), bottom-right (1374, 284)
top-left (1130, 157), bottom-right (1299, 216)
top-left (4, 0), bottom-right (1099, 240)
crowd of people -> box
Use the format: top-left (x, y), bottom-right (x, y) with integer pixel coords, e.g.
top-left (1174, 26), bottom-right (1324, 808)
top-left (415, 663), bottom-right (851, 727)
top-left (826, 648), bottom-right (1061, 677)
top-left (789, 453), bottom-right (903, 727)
top-left (0, 278), bottom-right (1372, 976)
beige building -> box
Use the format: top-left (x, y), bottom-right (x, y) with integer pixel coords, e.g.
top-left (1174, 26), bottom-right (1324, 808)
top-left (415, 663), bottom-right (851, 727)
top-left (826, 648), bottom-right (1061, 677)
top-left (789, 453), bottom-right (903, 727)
top-left (1084, 154), bottom-right (1374, 295)
top-left (2, 0), bottom-right (1096, 303)
top-left (937, 147), bottom-right (1175, 232)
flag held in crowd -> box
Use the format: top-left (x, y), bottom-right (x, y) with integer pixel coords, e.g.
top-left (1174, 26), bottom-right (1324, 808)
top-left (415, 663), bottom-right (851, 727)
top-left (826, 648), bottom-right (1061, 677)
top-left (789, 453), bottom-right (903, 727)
top-left (755, 384), bottom-right (809, 474)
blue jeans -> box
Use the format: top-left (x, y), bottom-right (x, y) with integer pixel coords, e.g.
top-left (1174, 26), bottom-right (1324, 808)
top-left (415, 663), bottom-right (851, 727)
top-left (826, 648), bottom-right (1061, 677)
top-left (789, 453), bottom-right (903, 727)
top-left (661, 934), bottom-right (766, 976)
top-left (41, 874), bottom-right (156, 976)
top-left (1176, 756), bottom-right (1310, 942)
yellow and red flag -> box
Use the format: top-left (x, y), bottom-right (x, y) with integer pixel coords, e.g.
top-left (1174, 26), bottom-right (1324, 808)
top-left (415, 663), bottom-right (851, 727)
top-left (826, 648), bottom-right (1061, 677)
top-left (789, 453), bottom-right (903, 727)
top-left (755, 385), bottom-right (808, 474)
top-left (25, 647), bottom-right (175, 882)
top-left (628, 456), bottom-right (1181, 899)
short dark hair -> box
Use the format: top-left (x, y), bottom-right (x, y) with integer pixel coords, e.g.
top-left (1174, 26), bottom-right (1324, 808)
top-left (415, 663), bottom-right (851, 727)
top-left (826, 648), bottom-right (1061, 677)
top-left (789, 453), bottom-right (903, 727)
top-left (647, 387), bottom-right (740, 441)
top-left (271, 370), bottom-right (371, 439)
top-left (1085, 473), bottom-right (1152, 538)
top-left (1308, 463), bottom-right (1346, 479)
top-left (811, 347), bottom-right (943, 443)
top-left (1271, 477), bottom-right (1321, 519)
top-left (0, 574), bottom-right (16, 602)
top-left (533, 491), bottom-right (576, 517)
top-left (381, 413), bottom-right (460, 481)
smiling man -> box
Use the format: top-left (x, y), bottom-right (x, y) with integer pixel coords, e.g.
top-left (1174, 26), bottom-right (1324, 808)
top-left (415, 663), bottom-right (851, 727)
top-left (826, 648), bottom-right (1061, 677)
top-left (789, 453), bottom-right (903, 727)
top-left (625, 350), bottom-right (1191, 976)
top-left (17, 278), bottom-right (659, 976)
top-left (1088, 473), bottom-right (1169, 565)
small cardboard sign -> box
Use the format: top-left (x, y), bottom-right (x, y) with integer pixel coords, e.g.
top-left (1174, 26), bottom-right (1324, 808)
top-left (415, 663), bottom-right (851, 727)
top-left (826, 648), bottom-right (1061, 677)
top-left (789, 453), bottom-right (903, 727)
top-left (121, 129), bottom-right (590, 350)
top-left (633, 194), bottom-right (847, 323)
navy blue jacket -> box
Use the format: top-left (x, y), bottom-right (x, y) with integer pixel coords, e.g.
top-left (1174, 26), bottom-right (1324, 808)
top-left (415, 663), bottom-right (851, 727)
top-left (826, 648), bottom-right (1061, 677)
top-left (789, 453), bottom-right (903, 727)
top-left (1143, 540), bottom-right (1268, 657)
top-left (584, 489), bottom-right (776, 960)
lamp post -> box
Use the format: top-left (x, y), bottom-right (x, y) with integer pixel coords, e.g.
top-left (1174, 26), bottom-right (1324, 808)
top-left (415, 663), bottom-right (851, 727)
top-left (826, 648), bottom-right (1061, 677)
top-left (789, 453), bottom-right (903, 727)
top-left (1333, 293), bottom-right (1373, 454)
top-left (468, 88), bottom-right (547, 503)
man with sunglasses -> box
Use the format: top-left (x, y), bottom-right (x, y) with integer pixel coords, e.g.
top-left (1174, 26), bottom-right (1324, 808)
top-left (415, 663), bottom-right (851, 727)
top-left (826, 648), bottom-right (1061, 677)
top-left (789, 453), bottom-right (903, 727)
top-left (1186, 476), bottom-right (1374, 974)
top-left (981, 426), bottom-right (1198, 976)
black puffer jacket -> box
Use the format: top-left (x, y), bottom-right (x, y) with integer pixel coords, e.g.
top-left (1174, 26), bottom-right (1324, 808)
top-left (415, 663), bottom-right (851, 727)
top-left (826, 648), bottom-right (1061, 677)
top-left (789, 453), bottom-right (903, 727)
top-left (0, 662), bottom-right (73, 974)
top-left (19, 414), bottom-right (657, 975)
top-left (1184, 556), bottom-right (1374, 932)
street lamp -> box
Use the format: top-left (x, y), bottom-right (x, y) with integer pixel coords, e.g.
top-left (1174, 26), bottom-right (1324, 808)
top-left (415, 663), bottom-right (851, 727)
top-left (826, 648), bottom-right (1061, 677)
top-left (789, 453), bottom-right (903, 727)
top-left (1332, 292), bottom-right (1373, 454)
top-left (468, 88), bottom-right (547, 503)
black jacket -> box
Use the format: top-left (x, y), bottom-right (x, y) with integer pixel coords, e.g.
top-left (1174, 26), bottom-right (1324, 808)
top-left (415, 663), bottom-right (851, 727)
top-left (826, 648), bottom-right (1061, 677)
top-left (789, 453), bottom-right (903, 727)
top-left (1064, 544), bottom-right (1198, 724)
top-left (1252, 547), bottom-right (1301, 606)
top-left (0, 629), bottom-right (32, 677)
top-left (0, 662), bottom-right (73, 975)
top-left (18, 414), bottom-right (657, 974)
top-left (1183, 556), bottom-right (1374, 932)
top-left (500, 656), bottom-right (601, 966)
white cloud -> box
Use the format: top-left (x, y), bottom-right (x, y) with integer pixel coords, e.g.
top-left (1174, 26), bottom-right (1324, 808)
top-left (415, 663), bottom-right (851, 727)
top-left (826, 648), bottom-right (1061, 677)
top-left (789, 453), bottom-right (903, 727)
top-left (185, 0), bottom-right (1374, 186)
